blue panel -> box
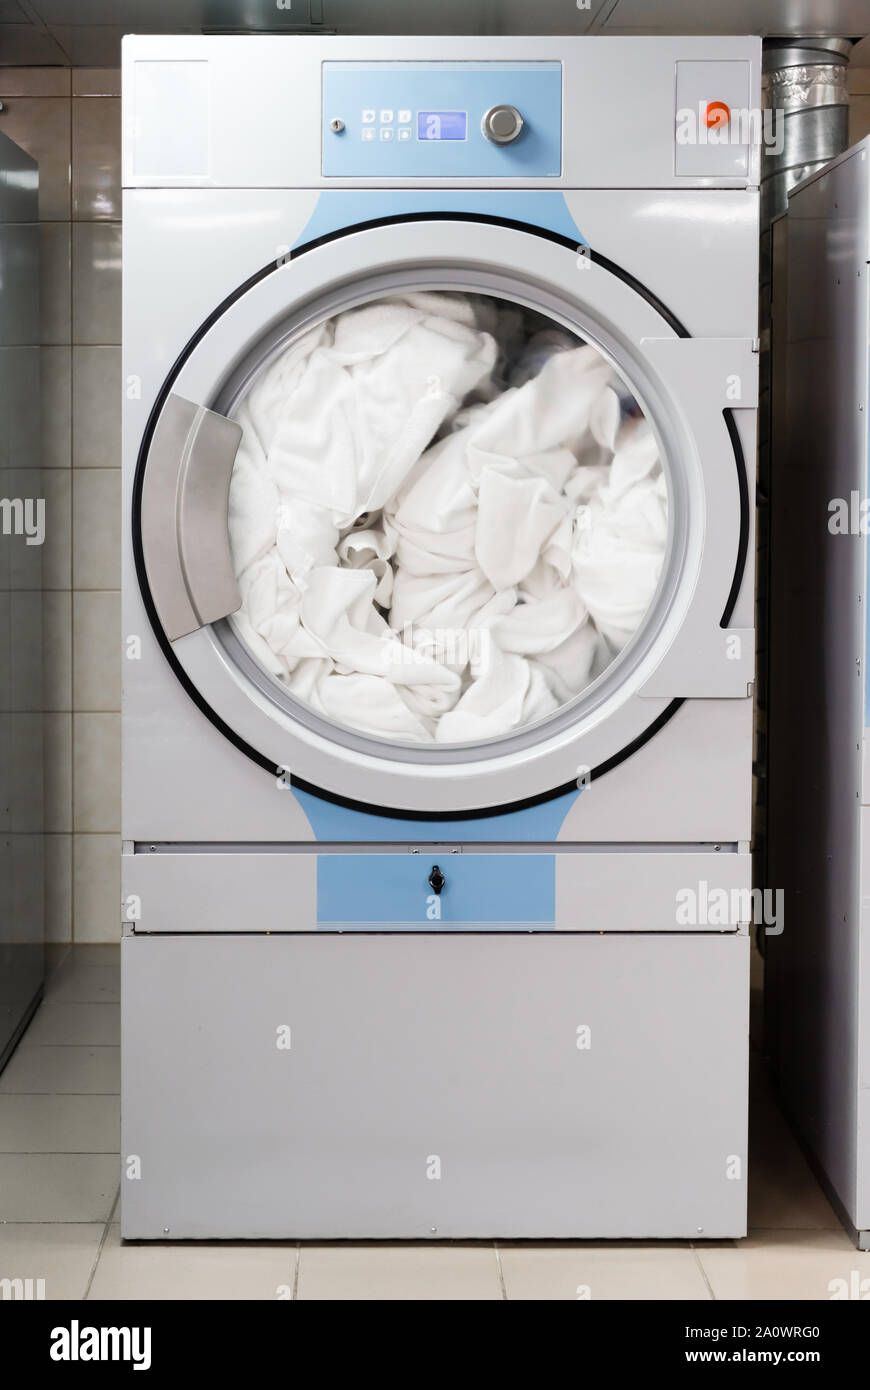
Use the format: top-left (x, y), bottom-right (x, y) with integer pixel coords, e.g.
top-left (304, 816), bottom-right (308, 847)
top-left (317, 853), bottom-right (555, 930)
top-left (322, 62), bottom-right (562, 179)
top-left (293, 189), bottom-right (584, 250)
top-left (293, 786), bottom-right (581, 843)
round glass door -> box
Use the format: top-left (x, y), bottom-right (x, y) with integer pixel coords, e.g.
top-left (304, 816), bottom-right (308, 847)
top-left (223, 288), bottom-right (669, 749)
top-left (136, 217), bottom-right (743, 814)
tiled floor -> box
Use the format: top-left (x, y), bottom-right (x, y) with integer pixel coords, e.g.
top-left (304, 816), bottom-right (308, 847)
top-left (0, 946), bottom-right (866, 1300)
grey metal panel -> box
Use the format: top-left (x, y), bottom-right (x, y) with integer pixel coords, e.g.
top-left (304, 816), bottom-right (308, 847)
top-left (121, 931), bottom-right (749, 1238)
top-left (140, 393), bottom-right (242, 641)
top-left (122, 846), bottom-right (750, 934)
top-left (766, 138), bottom-right (870, 1238)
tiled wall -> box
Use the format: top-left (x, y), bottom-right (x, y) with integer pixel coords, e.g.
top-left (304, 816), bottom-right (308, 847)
top-left (0, 66), bottom-right (120, 944)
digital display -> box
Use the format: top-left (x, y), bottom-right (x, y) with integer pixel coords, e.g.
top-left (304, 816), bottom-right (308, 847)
top-left (417, 110), bottom-right (468, 141)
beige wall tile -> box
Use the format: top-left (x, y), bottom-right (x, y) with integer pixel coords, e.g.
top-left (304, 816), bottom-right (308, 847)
top-left (73, 591), bottom-right (120, 711)
top-left (41, 468), bottom-right (71, 591)
top-left (73, 834), bottom-right (120, 944)
top-left (43, 711), bottom-right (72, 832)
top-left (72, 69), bottom-right (120, 97)
top-left (0, 67), bottom-right (70, 98)
top-left (72, 468), bottom-right (120, 589)
top-left (42, 588), bottom-right (72, 711)
top-left (39, 222), bottom-right (70, 345)
top-left (44, 833), bottom-right (73, 944)
top-left (72, 96), bottom-right (120, 220)
top-left (72, 221), bottom-right (121, 345)
top-left (73, 712), bottom-right (119, 832)
top-left (0, 96), bottom-right (70, 220)
top-left (72, 346), bottom-right (121, 468)
top-left (40, 346), bottom-right (71, 469)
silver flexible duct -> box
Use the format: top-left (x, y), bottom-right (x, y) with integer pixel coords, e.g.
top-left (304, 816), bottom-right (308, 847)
top-left (761, 39), bottom-right (852, 232)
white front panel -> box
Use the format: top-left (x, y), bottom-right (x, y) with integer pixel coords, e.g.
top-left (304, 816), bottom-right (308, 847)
top-left (122, 34), bottom-right (762, 191)
top-left (122, 846), bottom-right (751, 934)
top-left (121, 187), bottom-right (757, 839)
top-left (121, 932), bottom-right (750, 1238)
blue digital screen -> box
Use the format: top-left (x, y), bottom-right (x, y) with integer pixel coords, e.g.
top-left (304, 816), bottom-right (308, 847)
top-left (417, 110), bottom-right (467, 141)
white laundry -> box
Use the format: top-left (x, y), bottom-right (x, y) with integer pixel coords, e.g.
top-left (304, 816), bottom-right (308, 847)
top-left (571, 415), bottom-right (668, 650)
top-left (228, 293), bottom-right (669, 743)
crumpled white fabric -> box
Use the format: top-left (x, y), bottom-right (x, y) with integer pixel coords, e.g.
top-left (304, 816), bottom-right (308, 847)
top-left (227, 293), bottom-right (668, 743)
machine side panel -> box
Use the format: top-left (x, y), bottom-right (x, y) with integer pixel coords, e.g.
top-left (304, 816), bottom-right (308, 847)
top-left (766, 143), bottom-right (870, 1229)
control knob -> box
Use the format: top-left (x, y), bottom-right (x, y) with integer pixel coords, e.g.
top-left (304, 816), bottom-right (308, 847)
top-left (481, 104), bottom-right (524, 144)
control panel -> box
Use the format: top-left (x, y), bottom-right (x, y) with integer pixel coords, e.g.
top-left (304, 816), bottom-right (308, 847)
top-left (322, 61), bottom-right (562, 178)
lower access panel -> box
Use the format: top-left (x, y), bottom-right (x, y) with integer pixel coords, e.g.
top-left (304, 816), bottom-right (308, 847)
top-left (121, 932), bottom-right (749, 1239)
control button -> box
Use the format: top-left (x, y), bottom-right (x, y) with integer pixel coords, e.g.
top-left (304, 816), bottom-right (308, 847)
top-left (380, 108), bottom-right (394, 123)
top-left (361, 109), bottom-right (376, 123)
top-left (704, 100), bottom-right (731, 129)
top-left (398, 109), bottom-right (412, 124)
top-left (428, 865), bottom-right (445, 895)
top-left (379, 127), bottom-right (393, 141)
top-left (361, 127), bottom-right (376, 142)
top-left (481, 104), bottom-right (524, 144)
top-left (398, 128), bottom-right (411, 141)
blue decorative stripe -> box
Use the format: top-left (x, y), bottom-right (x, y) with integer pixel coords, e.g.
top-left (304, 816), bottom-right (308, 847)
top-left (292, 189), bottom-right (585, 249)
top-left (294, 786), bottom-right (580, 842)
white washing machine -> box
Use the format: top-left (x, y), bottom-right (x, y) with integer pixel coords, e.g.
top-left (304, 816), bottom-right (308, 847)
top-left (121, 33), bottom-right (759, 1239)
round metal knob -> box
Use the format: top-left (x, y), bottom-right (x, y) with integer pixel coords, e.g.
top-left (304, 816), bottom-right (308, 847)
top-left (481, 104), bottom-right (524, 144)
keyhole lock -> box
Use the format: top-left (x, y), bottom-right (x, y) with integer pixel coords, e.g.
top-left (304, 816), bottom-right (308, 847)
top-left (428, 865), bottom-right (445, 895)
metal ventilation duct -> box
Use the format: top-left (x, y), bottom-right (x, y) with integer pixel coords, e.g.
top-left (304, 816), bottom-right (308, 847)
top-left (761, 38), bottom-right (852, 231)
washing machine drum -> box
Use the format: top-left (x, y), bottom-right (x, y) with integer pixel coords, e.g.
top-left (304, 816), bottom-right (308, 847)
top-left (135, 218), bottom-right (749, 816)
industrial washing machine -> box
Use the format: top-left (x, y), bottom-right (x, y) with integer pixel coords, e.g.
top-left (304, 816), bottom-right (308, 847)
top-left (121, 33), bottom-right (760, 1239)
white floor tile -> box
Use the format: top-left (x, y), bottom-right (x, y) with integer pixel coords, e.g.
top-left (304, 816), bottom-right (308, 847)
top-left (24, 1001), bottom-right (119, 1046)
top-left (697, 1230), bottom-right (866, 1300)
top-left (47, 963), bottom-right (120, 1005)
top-left (0, 1045), bottom-right (120, 1095)
top-left (0, 1224), bottom-right (104, 1299)
top-left (499, 1242), bottom-right (711, 1300)
top-left (297, 1243), bottom-right (503, 1300)
top-left (0, 1094), bottom-right (119, 1152)
top-left (0, 1155), bottom-right (117, 1222)
top-left (88, 1225), bottom-right (296, 1301)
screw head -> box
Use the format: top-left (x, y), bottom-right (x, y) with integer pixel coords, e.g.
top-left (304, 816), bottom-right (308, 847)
top-left (329, 117), bottom-right (345, 133)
